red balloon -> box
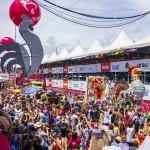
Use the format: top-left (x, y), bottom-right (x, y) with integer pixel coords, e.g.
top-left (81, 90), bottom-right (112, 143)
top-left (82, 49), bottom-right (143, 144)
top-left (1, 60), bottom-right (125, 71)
top-left (0, 37), bottom-right (15, 52)
top-left (9, 0), bottom-right (41, 26)
top-left (0, 37), bottom-right (15, 45)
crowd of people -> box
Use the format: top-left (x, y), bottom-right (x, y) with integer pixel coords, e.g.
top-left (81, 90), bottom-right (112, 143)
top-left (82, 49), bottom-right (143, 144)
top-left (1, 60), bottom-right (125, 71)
top-left (0, 85), bottom-right (150, 150)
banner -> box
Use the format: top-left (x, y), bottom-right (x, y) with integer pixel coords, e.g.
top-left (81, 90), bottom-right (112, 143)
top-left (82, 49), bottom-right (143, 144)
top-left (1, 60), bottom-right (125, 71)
top-left (68, 66), bottom-right (78, 73)
top-left (52, 67), bottom-right (63, 74)
top-left (68, 63), bottom-right (101, 73)
top-left (22, 75), bottom-right (45, 86)
top-left (52, 68), bottom-right (57, 74)
top-left (68, 80), bottom-right (73, 89)
top-left (86, 64), bottom-right (94, 73)
top-left (142, 85), bottom-right (150, 101)
top-left (93, 63), bottom-right (101, 72)
top-left (43, 68), bottom-right (49, 74)
top-left (49, 68), bottom-right (52, 74)
top-left (63, 80), bottom-right (68, 89)
top-left (63, 66), bottom-right (68, 74)
top-left (67, 80), bottom-right (87, 91)
top-left (101, 63), bottom-right (110, 72)
top-left (9, 74), bottom-right (16, 80)
top-left (77, 65), bottom-right (86, 73)
top-left (0, 73), bottom-right (9, 80)
top-left (51, 80), bottom-right (87, 92)
top-left (52, 80), bottom-right (63, 88)
top-left (57, 67), bottom-right (63, 74)
top-left (111, 59), bottom-right (150, 72)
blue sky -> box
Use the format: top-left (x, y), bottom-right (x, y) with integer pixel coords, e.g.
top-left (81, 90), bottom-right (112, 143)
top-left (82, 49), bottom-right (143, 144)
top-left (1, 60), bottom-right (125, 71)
top-left (1, 0), bottom-right (150, 56)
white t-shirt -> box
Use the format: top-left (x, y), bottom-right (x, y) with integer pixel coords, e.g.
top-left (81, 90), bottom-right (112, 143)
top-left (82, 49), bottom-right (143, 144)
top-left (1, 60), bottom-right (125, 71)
top-left (128, 111), bottom-right (133, 117)
top-left (38, 130), bottom-right (48, 147)
top-left (126, 127), bottom-right (134, 143)
top-left (14, 108), bottom-right (22, 119)
top-left (104, 111), bottom-right (109, 124)
top-left (70, 114), bottom-right (78, 125)
top-left (69, 96), bottom-right (74, 105)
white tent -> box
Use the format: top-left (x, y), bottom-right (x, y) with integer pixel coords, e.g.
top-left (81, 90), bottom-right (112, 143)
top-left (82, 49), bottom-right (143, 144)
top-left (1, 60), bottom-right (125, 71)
top-left (56, 48), bottom-right (69, 61)
top-left (125, 35), bottom-right (150, 49)
top-left (138, 136), bottom-right (150, 150)
top-left (47, 52), bottom-right (57, 63)
top-left (65, 45), bottom-right (85, 59)
top-left (86, 40), bottom-right (104, 56)
top-left (105, 30), bottom-right (133, 52)
top-left (41, 55), bottom-right (48, 64)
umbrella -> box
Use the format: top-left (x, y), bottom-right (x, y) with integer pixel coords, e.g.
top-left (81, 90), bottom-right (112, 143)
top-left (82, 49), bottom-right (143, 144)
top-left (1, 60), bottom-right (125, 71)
top-left (24, 87), bottom-right (41, 94)
top-left (47, 91), bottom-right (61, 96)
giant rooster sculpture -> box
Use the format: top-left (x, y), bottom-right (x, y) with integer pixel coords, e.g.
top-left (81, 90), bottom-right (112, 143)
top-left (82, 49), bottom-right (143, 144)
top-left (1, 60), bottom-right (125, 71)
top-left (113, 66), bottom-right (145, 101)
top-left (0, 15), bottom-right (43, 77)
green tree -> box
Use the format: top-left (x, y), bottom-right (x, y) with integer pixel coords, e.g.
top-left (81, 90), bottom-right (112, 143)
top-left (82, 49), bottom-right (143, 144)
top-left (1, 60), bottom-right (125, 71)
top-left (125, 62), bottom-right (130, 68)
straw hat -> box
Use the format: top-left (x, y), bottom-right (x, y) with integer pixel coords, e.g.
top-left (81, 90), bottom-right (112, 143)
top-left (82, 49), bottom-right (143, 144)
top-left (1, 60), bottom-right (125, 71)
top-left (61, 118), bottom-right (65, 123)
top-left (34, 122), bottom-right (42, 128)
top-left (38, 101), bottom-right (43, 105)
top-left (116, 136), bottom-right (122, 142)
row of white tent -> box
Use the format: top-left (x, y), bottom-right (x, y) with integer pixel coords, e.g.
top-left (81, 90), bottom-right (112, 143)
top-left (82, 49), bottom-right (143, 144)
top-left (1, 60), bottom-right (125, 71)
top-left (42, 30), bottom-right (150, 64)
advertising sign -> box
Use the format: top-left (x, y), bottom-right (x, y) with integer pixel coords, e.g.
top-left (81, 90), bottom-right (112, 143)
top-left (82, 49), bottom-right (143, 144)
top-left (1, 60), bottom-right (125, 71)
top-left (63, 80), bottom-right (68, 89)
top-left (52, 68), bottom-right (57, 74)
top-left (111, 59), bottom-right (150, 72)
top-left (49, 68), bottom-right (52, 74)
top-left (93, 63), bottom-right (101, 72)
top-left (63, 66), bottom-right (68, 74)
top-left (86, 64), bottom-right (94, 73)
top-left (142, 85), bottom-right (150, 101)
top-left (57, 67), bottom-right (63, 74)
top-left (0, 73), bottom-right (9, 80)
top-left (9, 74), bottom-right (16, 80)
top-left (68, 66), bottom-right (78, 73)
top-left (101, 63), bottom-right (110, 72)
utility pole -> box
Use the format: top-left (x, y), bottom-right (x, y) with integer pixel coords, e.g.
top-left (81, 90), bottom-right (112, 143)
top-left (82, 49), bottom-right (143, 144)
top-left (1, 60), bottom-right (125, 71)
top-left (15, 25), bottom-right (17, 41)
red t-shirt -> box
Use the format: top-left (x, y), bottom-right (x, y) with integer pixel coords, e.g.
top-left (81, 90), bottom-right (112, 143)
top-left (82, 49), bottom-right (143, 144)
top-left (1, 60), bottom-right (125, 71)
top-left (0, 132), bottom-right (11, 150)
top-left (68, 136), bottom-right (81, 148)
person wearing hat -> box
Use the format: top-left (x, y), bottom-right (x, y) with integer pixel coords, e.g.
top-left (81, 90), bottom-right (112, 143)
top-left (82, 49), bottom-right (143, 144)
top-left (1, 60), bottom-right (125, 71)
top-left (57, 118), bottom-right (68, 137)
top-left (111, 136), bottom-right (122, 147)
top-left (119, 136), bottom-right (129, 150)
top-left (35, 122), bottom-right (49, 150)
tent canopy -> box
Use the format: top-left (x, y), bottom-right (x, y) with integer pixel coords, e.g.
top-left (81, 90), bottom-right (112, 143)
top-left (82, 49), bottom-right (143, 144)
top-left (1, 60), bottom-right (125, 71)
top-left (56, 48), bottom-right (69, 61)
top-left (66, 45), bottom-right (85, 59)
top-left (87, 40), bottom-right (104, 55)
top-left (41, 55), bottom-right (48, 64)
top-left (106, 30), bottom-right (133, 51)
top-left (24, 87), bottom-right (41, 94)
top-left (125, 35), bottom-right (150, 49)
top-left (47, 52), bottom-right (57, 63)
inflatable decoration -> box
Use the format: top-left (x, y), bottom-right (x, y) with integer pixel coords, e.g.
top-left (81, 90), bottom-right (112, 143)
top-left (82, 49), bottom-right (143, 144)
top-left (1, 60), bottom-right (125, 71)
top-left (0, 15), bottom-right (43, 77)
top-left (0, 37), bottom-right (14, 44)
top-left (9, 0), bottom-right (41, 26)
top-left (0, 37), bottom-right (15, 52)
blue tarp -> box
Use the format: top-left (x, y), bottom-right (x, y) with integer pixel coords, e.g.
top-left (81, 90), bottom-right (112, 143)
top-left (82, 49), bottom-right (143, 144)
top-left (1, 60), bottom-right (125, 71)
top-left (24, 87), bottom-right (41, 94)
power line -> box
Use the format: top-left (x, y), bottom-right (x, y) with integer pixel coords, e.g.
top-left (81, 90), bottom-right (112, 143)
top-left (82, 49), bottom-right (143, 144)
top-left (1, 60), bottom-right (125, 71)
top-left (70, 7), bottom-right (150, 12)
top-left (42, 0), bottom-right (150, 20)
top-left (37, 1), bottom-right (147, 28)
top-left (43, 3), bottom-right (132, 23)
top-left (36, 0), bottom-right (81, 29)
